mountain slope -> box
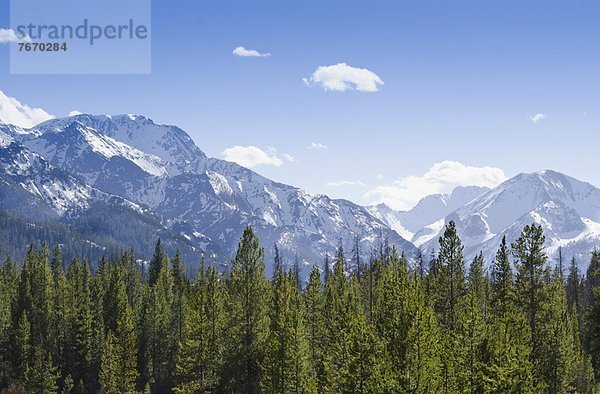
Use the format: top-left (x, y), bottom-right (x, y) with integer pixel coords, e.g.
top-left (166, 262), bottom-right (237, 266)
top-left (368, 185), bottom-right (489, 245)
top-left (421, 170), bottom-right (600, 268)
top-left (34, 114), bottom-right (206, 168)
top-left (0, 140), bottom-right (209, 264)
top-left (5, 115), bottom-right (417, 277)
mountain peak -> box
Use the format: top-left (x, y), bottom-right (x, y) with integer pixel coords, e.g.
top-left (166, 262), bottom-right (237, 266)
top-left (367, 184), bottom-right (490, 244)
top-left (34, 113), bottom-right (206, 165)
top-left (420, 170), bottom-right (600, 268)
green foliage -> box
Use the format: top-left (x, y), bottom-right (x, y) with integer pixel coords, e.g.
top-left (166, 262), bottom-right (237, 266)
top-left (0, 224), bottom-right (597, 392)
top-left (324, 304), bottom-right (392, 393)
top-left (401, 273), bottom-right (442, 392)
top-left (174, 265), bottom-right (223, 393)
top-left (372, 250), bottom-right (411, 386)
top-left (222, 226), bottom-right (270, 392)
top-left (586, 250), bottom-right (600, 380)
top-left (263, 270), bottom-right (316, 393)
top-left (100, 275), bottom-right (138, 393)
top-left (491, 235), bottom-right (514, 316)
top-left (431, 220), bottom-right (466, 331)
top-left (24, 346), bottom-right (58, 394)
top-left (304, 266), bottom-right (326, 389)
top-left (483, 312), bottom-right (539, 393)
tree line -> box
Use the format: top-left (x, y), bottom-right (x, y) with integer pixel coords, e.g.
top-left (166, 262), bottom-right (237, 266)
top-left (0, 222), bottom-right (599, 393)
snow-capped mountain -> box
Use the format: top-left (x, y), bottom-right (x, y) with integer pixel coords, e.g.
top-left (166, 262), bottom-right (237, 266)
top-left (368, 186), bottom-right (489, 245)
top-left (0, 133), bottom-right (217, 265)
top-left (0, 138), bottom-right (127, 217)
top-left (420, 170), bottom-right (600, 268)
top-left (33, 115), bottom-right (206, 169)
top-left (1, 114), bottom-right (417, 277)
top-left (21, 121), bottom-right (172, 208)
top-left (4, 111), bottom-right (597, 275)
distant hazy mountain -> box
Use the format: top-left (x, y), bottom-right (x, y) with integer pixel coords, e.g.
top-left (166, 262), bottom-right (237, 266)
top-left (368, 186), bottom-right (489, 245)
top-left (370, 171), bottom-right (600, 270)
top-left (419, 171), bottom-right (600, 268)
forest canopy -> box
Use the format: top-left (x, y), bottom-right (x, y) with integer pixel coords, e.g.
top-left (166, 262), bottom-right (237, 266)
top-left (0, 222), bottom-right (599, 393)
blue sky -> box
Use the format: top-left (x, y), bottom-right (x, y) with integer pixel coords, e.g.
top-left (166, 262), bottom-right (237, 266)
top-left (0, 0), bottom-right (598, 209)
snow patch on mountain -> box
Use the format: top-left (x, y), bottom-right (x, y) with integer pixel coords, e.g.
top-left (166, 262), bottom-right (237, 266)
top-left (368, 185), bottom-right (489, 244)
top-left (34, 114), bottom-right (206, 167)
top-left (0, 130), bottom-right (13, 147)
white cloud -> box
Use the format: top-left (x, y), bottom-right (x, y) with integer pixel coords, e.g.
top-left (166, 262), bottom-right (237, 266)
top-left (68, 110), bottom-right (83, 117)
top-left (232, 46), bottom-right (270, 57)
top-left (282, 153), bottom-right (295, 162)
top-left (222, 145), bottom-right (284, 168)
top-left (307, 142), bottom-right (328, 150)
top-left (0, 28), bottom-right (30, 44)
top-left (529, 113), bottom-right (545, 123)
top-left (365, 161), bottom-right (507, 211)
top-left (376, 174), bottom-right (384, 180)
top-left (0, 90), bottom-right (54, 128)
top-left (304, 63), bottom-right (384, 92)
top-left (327, 180), bottom-right (369, 187)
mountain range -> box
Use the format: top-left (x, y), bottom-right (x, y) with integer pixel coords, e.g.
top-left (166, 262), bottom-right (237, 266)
top-left (0, 115), bottom-right (415, 277)
top-left (1, 114), bottom-right (598, 276)
top-left (370, 172), bottom-right (600, 269)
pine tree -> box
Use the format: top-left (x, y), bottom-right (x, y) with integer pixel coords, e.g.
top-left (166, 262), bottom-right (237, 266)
top-left (65, 258), bottom-right (93, 387)
top-left (48, 247), bottom-right (68, 389)
top-left (222, 227), bottom-right (270, 392)
top-left (567, 304), bottom-right (597, 392)
top-left (174, 270), bottom-right (220, 393)
top-left (286, 272), bottom-right (316, 393)
top-left (0, 258), bottom-right (19, 385)
top-left (324, 243), bottom-right (355, 345)
top-left (468, 252), bottom-right (487, 309)
top-left (458, 280), bottom-right (486, 393)
top-left (304, 266), bottom-right (326, 389)
top-left (14, 311), bottom-right (31, 379)
top-left (372, 249), bottom-right (410, 386)
top-left (147, 253), bottom-right (174, 391)
top-left (324, 292), bottom-right (391, 393)
top-left (100, 275), bottom-right (137, 393)
top-left (171, 250), bottom-right (187, 348)
top-left (483, 311), bottom-right (538, 393)
top-left (24, 346), bottom-right (58, 393)
top-left (273, 244), bottom-right (283, 280)
top-left (263, 270), bottom-right (315, 392)
top-left (430, 221), bottom-right (466, 392)
top-left (567, 256), bottom-right (583, 325)
top-left (263, 267), bottom-right (293, 392)
top-left (433, 220), bottom-right (466, 330)
top-left (113, 275), bottom-right (138, 392)
top-left (491, 235), bottom-right (514, 316)
top-left (585, 250), bottom-right (600, 379)
top-left (512, 223), bottom-right (548, 386)
top-left (99, 330), bottom-right (121, 393)
top-left (401, 273), bottom-right (442, 393)
top-left (89, 272), bottom-right (105, 393)
top-left (352, 234), bottom-right (362, 282)
top-left (535, 269), bottom-right (572, 392)
top-left (204, 266), bottom-right (224, 386)
top-left (27, 244), bottom-right (53, 351)
top-left (323, 253), bottom-right (331, 284)
top-left (293, 254), bottom-right (302, 289)
top-left (147, 239), bottom-right (165, 286)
